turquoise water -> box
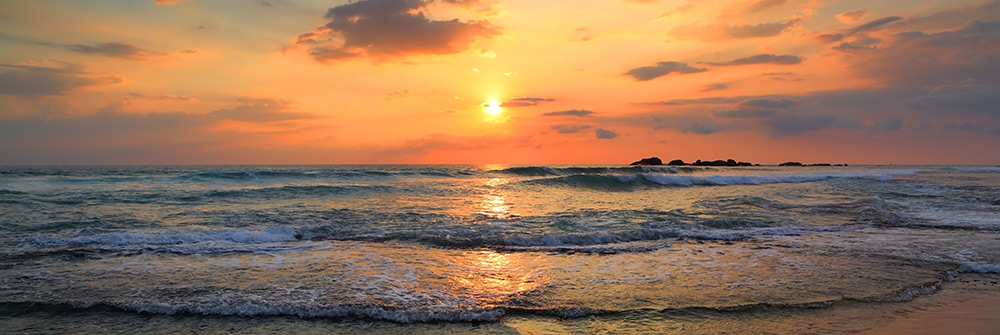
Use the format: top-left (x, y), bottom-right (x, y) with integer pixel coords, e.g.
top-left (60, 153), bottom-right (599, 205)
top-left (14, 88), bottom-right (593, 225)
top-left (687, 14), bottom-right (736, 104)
top-left (1, 165), bottom-right (998, 333)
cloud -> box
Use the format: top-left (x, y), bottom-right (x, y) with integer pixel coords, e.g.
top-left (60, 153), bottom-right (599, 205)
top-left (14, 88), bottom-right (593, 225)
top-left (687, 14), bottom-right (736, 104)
top-left (817, 16), bottom-right (902, 46)
top-left (70, 42), bottom-right (156, 60)
top-left (158, 94), bottom-right (193, 101)
top-left (836, 9), bottom-right (869, 24)
top-left (704, 54), bottom-right (802, 66)
top-left (208, 97), bottom-right (312, 122)
top-left (873, 117), bottom-right (903, 132)
top-left (624, 61), bottom-right (706, 81)
top-left (712, 109), bottom-right (777, 118)
top-left (738, 98), bottom-right (795, 109)
top-left (680, 123), bottom-right (728, 134)
top-left (848, 16), bottom-right (903, 35)
top-left (671, 19), bottom-right (800, 40)
top-left (764, 113), bottom-right (839, 136)
top-left (745, 0), bottom-right (786, 14)
top-left (0, 62), bottom-right (120, 97)
top-left (850, 21), bottom-right (1000, 87)
top-left (294, 0), bottom-right (500, 62)
top-left (702, 83), bottom-right (728, 92)
top-left (551, 124), bottom-right (590, 134)
top-left (543, 109), bottom-right (594, 117)
top-left (906, 85), bottom-right (1000, 118)
top-left (942, 122), bottom-right (981, 132)
top-left (155, 0), bottom-right (191, 4)
top-left (501, 97), bottom-right (555, 107)
top-left (595, 128), bottom-right (618, 139)
top-left (991, 127), bottom-right (1000, 136)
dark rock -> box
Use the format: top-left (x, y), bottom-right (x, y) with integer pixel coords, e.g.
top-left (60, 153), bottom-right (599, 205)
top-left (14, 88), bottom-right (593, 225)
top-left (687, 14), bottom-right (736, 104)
top-left (629, 157), bottom-right (663, 166)
top-left (667, 159), bottom-right (687, 166)
top-left (726, 159), bottom-right (737, 165)
top-left (808, 163), bottom-right (832, 166)
top-left (737, 162), bottom-right (753, 166)
top-left (779, 162), bottom-right (804, 167)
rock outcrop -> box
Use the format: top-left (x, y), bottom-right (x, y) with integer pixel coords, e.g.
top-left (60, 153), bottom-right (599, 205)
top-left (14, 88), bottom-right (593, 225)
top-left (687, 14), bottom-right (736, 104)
top-left (629, 157), bottom-right (663, 166)
top-left (779, 162), bottom-right (804, 167)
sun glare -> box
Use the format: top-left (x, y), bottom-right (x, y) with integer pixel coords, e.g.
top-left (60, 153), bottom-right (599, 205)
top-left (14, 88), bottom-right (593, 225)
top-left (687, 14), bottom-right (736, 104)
top-left (485, 101), bottom-right (503, 115)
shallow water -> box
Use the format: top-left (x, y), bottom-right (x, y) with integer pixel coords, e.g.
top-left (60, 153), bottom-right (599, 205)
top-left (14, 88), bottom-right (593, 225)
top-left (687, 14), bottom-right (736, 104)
top-left (1, 165), bottom-right (998, 333)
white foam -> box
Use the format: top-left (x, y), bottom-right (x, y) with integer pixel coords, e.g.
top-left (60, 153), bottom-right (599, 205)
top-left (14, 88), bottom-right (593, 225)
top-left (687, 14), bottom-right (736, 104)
top-left (25, 227), bottom-right (298, 248)
top-left (959, 262), bottom-right (1000, 273)
top-left (121, 301), bottom-right (504, 323)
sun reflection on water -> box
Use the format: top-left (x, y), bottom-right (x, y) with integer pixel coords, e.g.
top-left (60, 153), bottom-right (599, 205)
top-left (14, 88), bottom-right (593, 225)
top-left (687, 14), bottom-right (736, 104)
top-left (478, 178), bottom-right (512, 218)
top-left (453, 250), bottom-right (545, 305)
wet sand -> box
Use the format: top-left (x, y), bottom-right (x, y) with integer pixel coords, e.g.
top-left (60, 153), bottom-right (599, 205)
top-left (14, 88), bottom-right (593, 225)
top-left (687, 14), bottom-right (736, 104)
top-left (856, 274), bottom-right (1000, 335)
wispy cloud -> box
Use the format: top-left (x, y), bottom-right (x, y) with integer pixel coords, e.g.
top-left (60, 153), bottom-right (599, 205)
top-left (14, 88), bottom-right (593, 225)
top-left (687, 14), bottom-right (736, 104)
top-left (624, 61), bottom-right (706, 81)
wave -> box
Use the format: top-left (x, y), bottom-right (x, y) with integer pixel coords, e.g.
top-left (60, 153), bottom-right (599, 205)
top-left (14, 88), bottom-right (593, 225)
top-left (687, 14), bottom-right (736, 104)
top-left (17, 224), bottom-right (857, 257)
top-left (176, 169), bottom-right (461, 183)
top-left (200, 184), bottom-right (391, 199)
top-left (933, 166), bottom-right (1000, 173)
top-left (525, 170), bottom-right (918, 189)
top-left (24, 227), bottom-right (300, 249)
top-left (498, 166), bottom-right (691, 177)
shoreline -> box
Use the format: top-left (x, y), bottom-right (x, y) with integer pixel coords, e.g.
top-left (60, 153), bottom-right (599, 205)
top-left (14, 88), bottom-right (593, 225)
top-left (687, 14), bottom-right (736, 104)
top-left (855, 273), bottom-right (1000, 334)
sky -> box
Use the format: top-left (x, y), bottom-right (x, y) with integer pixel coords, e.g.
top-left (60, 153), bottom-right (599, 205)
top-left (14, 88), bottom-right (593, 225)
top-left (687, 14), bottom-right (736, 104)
top-left (1, 0), bottom-right (999, 165)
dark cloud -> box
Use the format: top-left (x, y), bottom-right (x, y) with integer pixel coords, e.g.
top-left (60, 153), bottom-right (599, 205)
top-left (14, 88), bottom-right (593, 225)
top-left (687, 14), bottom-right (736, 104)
top-left (0, 62), bottom-right (120, 97)
top-left (850, 21), bottom-right (1000, 87)
top-left (738, 98), bottom-right (795, 109)
top-left (704, 54), bottom-right (802, 66)
top-left (624, 61), bottom-right (706, 81)
top-left (595, 128), bottom-right (618, 139)
top-left (70, 42), bottom-right (154, 60)
top-left (905, 85), bottom-right (1000, 118)
top-left (848, 16), bottom-right (903, 35)
top-left (550, 124), bottom-right (590, 134)
top-left (942, 122), bottom-right (981, 132)
top-left (294, 0), bottom-right (500, 62)
top-left (501, 97), bottom-right (555, 107)
top-left (672, 19), bottom-right (800, 40)
top-left (543, 109), bottom-right (594, 117)
top-left (816, 33), bottom-right (845, 43)
top-left (990, 127), bottom-right (1000, 135)
top-left (745, 0), bottom-right (785, 14)
top-left (817, 16), bottom-right (901, 46)
top-left (899, 1), bottom-right (1000, 32)
top-left (764, 113), bottom-right (839, 137)
top-left (873, 117), bottom-right (903, 132)
top-left (712, 109), bottom-right (777, 118)
top-left (208, 97), bottom-right (313, 122)
top-left (680, 123), bottom-right (727, 134)
top-left (608, 112), bottom-right (734, 135)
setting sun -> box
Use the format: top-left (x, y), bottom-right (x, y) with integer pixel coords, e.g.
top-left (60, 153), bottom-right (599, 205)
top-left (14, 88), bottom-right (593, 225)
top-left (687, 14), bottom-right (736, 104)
top-left (485, 101), bottom-right (503, 115)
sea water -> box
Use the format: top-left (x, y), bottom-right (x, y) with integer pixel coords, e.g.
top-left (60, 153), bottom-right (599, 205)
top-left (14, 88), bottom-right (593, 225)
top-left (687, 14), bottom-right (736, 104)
top-left (0, 165), bottom-right (998, 334)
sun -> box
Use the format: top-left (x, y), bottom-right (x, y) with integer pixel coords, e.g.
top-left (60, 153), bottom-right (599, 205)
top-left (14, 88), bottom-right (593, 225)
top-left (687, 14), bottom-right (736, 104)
top-left (484, 101), bottom-right (503, 115)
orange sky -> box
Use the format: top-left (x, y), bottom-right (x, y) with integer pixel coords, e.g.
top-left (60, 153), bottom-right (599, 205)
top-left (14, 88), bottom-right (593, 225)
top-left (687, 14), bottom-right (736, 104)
top-left (1, 0), bottom-right (999, 165)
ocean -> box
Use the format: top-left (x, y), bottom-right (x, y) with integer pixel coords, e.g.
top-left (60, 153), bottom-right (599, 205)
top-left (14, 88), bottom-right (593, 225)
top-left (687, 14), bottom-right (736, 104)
top-left (1, 164), bottom-right (998, 334)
